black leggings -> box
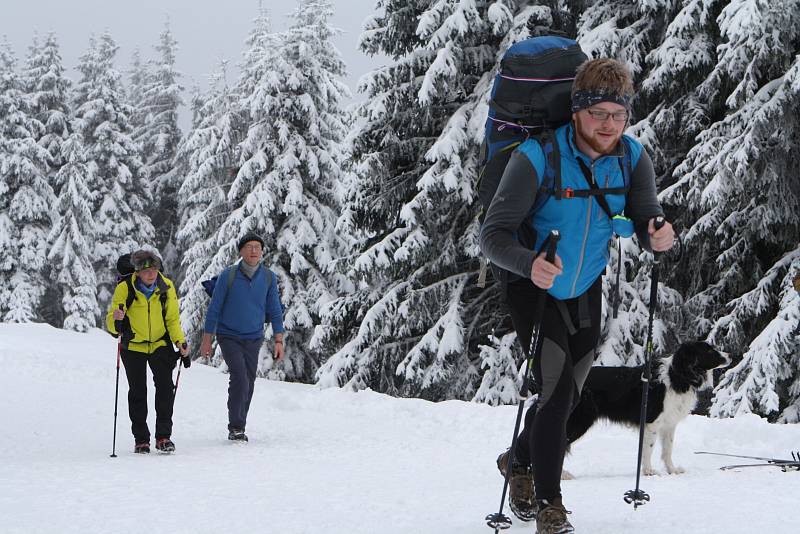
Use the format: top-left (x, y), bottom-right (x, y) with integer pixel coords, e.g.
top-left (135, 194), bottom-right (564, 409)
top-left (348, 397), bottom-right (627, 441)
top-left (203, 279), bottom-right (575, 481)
top-left (505, 277), bottom-right (602, 501)
top-left (121, 345), bottom-right (178, 442)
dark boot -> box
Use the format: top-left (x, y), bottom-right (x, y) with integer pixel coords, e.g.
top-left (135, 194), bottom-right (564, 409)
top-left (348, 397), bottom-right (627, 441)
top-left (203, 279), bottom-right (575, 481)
top-left (155, 438), bottom-right (175, 453)
top-left (134, 441), bottom-right (150, 454)
top-left (228, 428), bottom-right (248, 442)
top-left (496, 449), bottom-right (537, 521)
top-left (536, 497), bottom-right (574, 534)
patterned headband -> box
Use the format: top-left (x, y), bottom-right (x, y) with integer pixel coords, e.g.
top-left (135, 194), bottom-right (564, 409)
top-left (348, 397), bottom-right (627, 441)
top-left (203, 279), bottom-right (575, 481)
top-left (571, 89), bottom-right (632, 113)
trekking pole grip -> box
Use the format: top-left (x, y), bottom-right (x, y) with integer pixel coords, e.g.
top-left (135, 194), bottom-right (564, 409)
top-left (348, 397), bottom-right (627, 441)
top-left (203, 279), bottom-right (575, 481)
top-left (534, 230), bottom-right (561, 316)
top-left (544, 230), bottom-right (560, 264)
top-left (653, 216), bottom-right (665, 261)
top-left (114, 303), bottom-right (124, 334)
top-left (181, 343), bottom-right (191, 368)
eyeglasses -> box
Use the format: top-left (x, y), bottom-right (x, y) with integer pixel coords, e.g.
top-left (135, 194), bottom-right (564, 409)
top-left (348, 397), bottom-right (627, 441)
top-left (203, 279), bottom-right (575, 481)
top-left (243, 244), bottom-right (263, 252)
top-left (585, 108), bottom-right (629, 123)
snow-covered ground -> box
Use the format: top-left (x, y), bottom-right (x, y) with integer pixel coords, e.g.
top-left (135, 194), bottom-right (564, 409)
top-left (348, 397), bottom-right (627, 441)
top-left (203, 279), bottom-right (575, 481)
top-left (2, 323), bottom-right (799, 534)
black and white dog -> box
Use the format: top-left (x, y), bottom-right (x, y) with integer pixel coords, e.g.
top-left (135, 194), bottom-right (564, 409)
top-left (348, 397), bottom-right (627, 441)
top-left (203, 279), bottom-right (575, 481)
top-left (563, 341), bottom-right (729, 476)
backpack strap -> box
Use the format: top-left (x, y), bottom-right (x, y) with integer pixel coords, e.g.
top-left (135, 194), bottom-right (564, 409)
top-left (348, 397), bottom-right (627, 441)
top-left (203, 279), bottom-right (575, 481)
top-left (218, 264), bottom-right (238, 316)
top-left (534, 129), bottom-right (560, 211)
top-left (118, 276), bottom-right (136, 348)
top-left (156, 274), bottom-right (172, 345)
top-left (211, 263), bottom-right (239, 334)
top-left (124, 276), bottom-right (136, 310)
top-left (537, 130), bottom-right (631, 214)
top-left (263, 267), bottom-right (273, 324)
top-left (225, 263), bottom-right (237, 291)
top-left (575, 158), bottom-right (615, 220)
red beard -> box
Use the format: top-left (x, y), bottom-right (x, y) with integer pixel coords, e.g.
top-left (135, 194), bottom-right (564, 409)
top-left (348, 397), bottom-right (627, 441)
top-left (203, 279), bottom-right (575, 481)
top-left (574, 114), bottom-right (623, 156)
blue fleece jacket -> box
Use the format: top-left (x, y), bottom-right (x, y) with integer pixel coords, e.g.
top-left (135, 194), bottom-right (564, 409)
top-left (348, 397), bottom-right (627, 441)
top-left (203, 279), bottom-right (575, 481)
top-left (204, 264), bottom-right (285, 339)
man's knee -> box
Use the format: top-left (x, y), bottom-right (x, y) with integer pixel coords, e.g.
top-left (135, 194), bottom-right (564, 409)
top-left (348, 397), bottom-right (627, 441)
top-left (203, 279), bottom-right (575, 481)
top-left (537, 338), bottom-right (570, 408)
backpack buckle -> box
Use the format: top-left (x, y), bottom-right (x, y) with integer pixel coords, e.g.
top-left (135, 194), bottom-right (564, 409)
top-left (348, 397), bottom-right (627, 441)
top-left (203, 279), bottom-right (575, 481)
top-left (564, 187), bottom-right (574, 198)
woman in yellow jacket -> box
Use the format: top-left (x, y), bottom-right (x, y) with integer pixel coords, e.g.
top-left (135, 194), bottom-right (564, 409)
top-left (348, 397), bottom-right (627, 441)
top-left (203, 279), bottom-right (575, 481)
top-left (106, 250), bottom-right (189, 454)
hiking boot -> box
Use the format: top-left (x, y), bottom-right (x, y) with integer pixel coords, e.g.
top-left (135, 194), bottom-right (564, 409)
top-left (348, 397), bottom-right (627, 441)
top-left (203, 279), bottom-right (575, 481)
top-left (228, 428), bottom-right (248, 442)
top-left (155, 438), bottom-right (175, 453)
top-left (496, 449), bottom-right (537, 521)
top-left (134, 441), bottom-right (150, 454)
top-left (536, 497), bottom-right (574, 534)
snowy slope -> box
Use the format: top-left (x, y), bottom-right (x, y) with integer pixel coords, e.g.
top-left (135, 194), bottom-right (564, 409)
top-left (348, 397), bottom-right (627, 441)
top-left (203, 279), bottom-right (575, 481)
top-left (2, 323), bottom-right (799, 534)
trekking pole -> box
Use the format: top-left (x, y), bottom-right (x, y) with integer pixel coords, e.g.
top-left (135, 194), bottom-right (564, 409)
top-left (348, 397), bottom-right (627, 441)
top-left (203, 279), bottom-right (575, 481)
top-left (173, 343), bottom-right (189, 398)
top-left (624, 216), bottom-right (665, 509)
top-left (111, 304), bottom-right (124, 458)
top-left (486, 230), bottom-right (560, 531)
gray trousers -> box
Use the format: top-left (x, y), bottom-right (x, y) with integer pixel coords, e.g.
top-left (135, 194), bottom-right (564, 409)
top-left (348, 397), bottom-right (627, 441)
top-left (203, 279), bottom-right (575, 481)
top-left (218, 336), bottom-right (262, 431)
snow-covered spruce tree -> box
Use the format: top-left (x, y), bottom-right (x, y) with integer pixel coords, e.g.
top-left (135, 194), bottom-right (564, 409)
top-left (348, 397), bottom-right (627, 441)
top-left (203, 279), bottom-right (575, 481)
top-left (176, 62), bottom-right (245, 359)
top-left (135, 23), bottom-right (184, 269)
top-left (47, 133), bottom-right (99, 331)
top-left (560, 1), bottom-right (690, 364)
top-left (22, 32), bottom-right (71, 180)
top-left (205, 2), bottom-right (350, 381)
top-left (22, 32), bottom-right (74, 325)
top-left (313, 2), bottom-right (574, 400)
top-left (72, 33), bottom-right (155, 312)
top-left (127, 48), bottom-right (149, 137)
top-left (639, 0), bottom-right (724, 177)
top-left (659, 0), bottom-right (800, 420)
top-left (472, 331), bottom-right (522, 406)
top-left (0, 39), bottom-right (55, 323)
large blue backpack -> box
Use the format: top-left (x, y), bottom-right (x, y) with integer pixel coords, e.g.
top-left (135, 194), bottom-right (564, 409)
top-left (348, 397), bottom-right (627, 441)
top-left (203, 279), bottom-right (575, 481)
top-left (476, 35), bottom-right (631, 287)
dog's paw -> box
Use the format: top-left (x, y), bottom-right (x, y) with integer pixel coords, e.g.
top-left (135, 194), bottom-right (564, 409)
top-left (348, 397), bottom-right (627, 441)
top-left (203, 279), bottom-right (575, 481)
top-left (643, 467), bottom-right (660, 476)
top-left (561, 469), bottom-right (575, 480)
top-left (666, 465), bottom-right (685, 475)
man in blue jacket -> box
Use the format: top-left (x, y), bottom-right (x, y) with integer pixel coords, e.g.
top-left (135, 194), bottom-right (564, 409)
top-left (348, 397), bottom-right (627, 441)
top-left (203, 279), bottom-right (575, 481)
top-left (480, 58), bottom-right (674, 533)
top-left (200, 232), bottom-right (285, 442)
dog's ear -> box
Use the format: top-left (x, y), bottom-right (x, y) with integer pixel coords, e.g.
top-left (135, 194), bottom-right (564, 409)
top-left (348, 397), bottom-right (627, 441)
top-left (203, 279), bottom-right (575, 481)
top-left (669, 343), bottom-right (705, 391)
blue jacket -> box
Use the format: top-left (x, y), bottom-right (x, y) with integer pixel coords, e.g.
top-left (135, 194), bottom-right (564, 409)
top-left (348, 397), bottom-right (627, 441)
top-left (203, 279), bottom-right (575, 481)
top-left (480, 122), bottom-right (663, 300)
top-left (204, 263), bottom-right (285, 339)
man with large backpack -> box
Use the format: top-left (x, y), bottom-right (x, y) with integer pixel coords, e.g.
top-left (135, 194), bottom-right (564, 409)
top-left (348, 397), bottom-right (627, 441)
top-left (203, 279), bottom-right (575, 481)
top-left (200, 232), bottom-right (285, 442)
top-left (480, 55), bottom-right (674, 533)
top-left (106, 249), bottom-right (189, 454)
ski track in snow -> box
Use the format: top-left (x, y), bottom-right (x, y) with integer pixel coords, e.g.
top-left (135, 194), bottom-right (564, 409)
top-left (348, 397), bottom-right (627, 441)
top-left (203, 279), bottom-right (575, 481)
top-left (2, 323), bottom-right (799, 534)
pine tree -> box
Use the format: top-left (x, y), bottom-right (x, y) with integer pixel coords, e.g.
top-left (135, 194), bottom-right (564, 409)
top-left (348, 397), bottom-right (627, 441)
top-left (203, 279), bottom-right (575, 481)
top-left (207, 2), bottom-right (350, 381)
top-left (22, 32), bottom-right (74, 325)
top-left (22, 32), bottom-right (71, 176)
top-left (472, 332), bottom-right (521, 406)
top-left (0, 38), bottom-right (55, 322)
top-left (47, 132), bottom-right (99, 331)
top-left (638, 0), bottom-right (723, 175)
top-left (659, 1), bottom-right (800, 420)
top-left (136, 22), bottom-right (184, 268)
top-left (127, 48), bottom-right (150, 151)
top-left (313, 2), bottom-right (563, 399)
top-left (72, 33), bottom-right (155, 312)
top-left (176, 61), bottom-right (245, 358)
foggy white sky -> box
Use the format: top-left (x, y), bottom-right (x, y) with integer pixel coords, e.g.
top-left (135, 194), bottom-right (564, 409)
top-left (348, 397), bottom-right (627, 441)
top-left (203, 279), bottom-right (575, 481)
top-left (2, 0), bottom-right (386, 126)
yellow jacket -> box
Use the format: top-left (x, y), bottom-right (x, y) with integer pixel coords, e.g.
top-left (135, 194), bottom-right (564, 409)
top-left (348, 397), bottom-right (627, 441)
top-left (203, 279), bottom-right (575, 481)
top-left (106, 272), bottom-right (186, 354)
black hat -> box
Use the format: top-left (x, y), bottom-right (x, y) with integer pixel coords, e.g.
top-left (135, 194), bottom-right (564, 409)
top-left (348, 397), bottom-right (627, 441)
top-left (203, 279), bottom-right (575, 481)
top-left (237, 232), bottom-right (264, 251)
